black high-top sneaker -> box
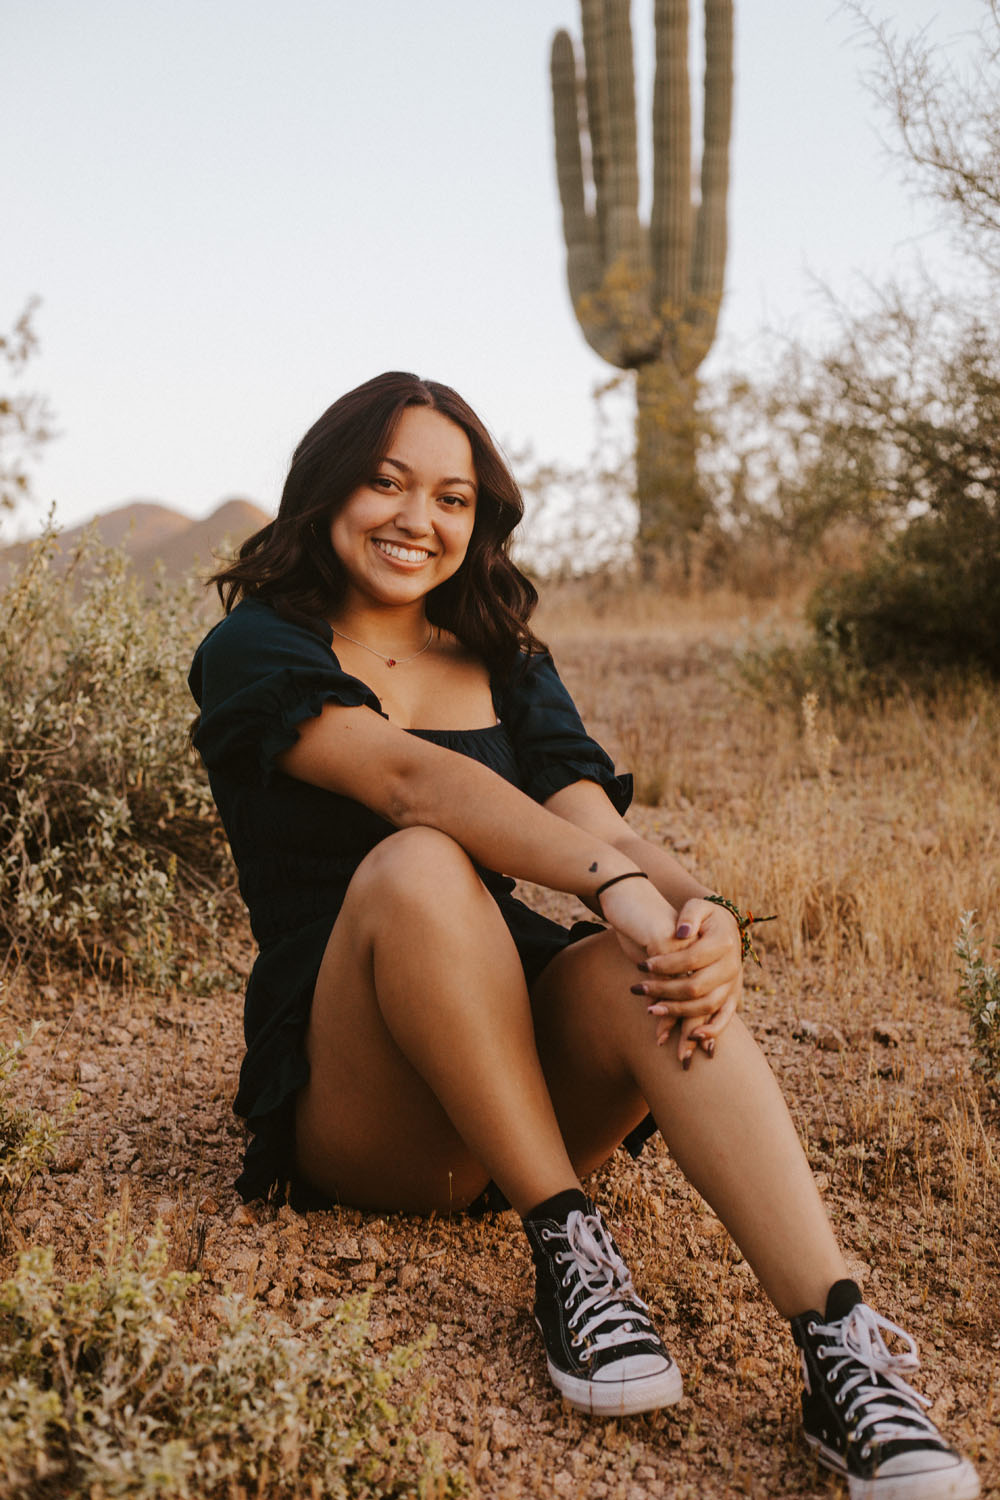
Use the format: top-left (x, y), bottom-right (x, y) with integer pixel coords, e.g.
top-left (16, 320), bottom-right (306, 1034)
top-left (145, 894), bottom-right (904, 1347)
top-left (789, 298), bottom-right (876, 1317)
top-left (791, 1279), bottom-right (980, 1500)
top-left (522, 1189), bottom-right (683, 1416)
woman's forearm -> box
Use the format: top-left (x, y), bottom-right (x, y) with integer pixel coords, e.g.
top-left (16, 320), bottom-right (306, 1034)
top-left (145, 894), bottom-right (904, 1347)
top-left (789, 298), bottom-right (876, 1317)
top-left (280, 709), bottom-right (640, 903)
top-left (391, 743), bottom-right (641, 900)
top-left (610, 829), bottom-right (712, 914)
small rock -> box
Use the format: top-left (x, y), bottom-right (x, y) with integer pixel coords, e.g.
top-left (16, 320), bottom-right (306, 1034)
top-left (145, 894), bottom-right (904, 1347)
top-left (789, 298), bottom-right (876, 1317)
top-left (397, 1262), bottom-right (420, 1289)
top-left (359, 1233), bottom-right (384, 1263)
top-left (266, 1284), bottom-right (286, 1307)
top-left (873, 1021), bottom-right (902, 1047)
top-left (490, 1414), bottom-right (519, 1452)
top-left (817, 1024), bottom-right (847, 1052)
top-left (349, 1260), bottom-right (377, 1285)
top-left (198, 1194), bottom-right (219, 1215)
top-left (276, 1204), bottom-right (304, 1227)
top-left (793, 1019), bottom-right (820, 1042)
top-left (230, 1203), bottom-right (257, 1226)
top-left (332, 1234), bottom-right (361, 1262)
top-left (77, 1060), bottom-right (100, 1084)
top-left (229, 1249), bottom-right (260, 1273)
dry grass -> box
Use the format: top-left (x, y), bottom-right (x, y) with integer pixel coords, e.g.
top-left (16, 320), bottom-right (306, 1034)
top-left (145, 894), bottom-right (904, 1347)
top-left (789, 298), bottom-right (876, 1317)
top-left (3, 580), bottom-right (999, 1498)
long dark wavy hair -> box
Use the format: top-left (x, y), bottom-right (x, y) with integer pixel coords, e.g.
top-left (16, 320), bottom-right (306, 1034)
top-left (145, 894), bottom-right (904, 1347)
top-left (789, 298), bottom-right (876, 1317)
top-left (210, 372), bottom-right (545, 671)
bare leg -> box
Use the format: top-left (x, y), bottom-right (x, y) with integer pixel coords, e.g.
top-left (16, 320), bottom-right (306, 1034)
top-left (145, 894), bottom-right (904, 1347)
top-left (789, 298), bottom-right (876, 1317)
top-left (530, 931), bottom-right (848, 1317)
top-left (294, 827), bottom-right (582, 1214)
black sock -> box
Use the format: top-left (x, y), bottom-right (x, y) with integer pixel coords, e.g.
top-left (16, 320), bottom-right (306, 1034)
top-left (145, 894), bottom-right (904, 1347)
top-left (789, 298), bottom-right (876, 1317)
top-left (790, 1278), bottom-right (864, 1324)
top-left (824, 1279), bottom-right (863, 1322)
top-left (522, 1187), bottom-right (591, 1225)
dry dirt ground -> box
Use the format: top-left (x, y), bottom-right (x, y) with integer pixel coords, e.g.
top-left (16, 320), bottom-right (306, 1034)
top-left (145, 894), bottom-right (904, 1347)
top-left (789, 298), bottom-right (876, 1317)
top-left (6, 627), bottom-right (1000, 1499)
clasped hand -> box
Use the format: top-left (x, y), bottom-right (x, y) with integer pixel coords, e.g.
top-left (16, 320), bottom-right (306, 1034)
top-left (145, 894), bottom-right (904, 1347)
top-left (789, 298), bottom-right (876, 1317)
top-left (600, 881), bottom-right (744, 1066)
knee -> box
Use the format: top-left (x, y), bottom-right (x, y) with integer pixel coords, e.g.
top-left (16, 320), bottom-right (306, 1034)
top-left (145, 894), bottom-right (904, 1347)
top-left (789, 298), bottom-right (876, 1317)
top-left (351, 827), bottom-right (483, 913)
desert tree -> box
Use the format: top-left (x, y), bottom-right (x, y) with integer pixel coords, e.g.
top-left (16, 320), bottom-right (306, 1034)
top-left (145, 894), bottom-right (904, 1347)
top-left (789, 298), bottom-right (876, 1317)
top-left (852, 0), bottom-right (1000, 275)
top-left (0, 298), bottom-right (54, 516)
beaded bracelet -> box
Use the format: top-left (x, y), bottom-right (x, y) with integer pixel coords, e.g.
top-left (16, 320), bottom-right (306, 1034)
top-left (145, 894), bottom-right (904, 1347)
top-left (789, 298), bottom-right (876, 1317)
top-left (704, 894), bottom-right (776, 966)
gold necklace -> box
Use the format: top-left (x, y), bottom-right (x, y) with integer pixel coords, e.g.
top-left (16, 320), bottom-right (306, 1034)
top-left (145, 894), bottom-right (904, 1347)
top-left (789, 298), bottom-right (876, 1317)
top-left (332, 624), bottom-right (434, 668)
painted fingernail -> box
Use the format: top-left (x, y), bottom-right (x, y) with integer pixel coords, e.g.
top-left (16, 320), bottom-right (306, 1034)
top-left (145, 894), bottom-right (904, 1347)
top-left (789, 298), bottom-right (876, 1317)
top-left (630, 984), bottom-right (648, 996)
top-left (637, 960), bottom-right (651, 973)
top-left (682, 1052), bottom-right (693, 1071)
top-left (676, 923), bottom-right (692, 938)
top-left (706, 1039), bottom-right (716, 1058)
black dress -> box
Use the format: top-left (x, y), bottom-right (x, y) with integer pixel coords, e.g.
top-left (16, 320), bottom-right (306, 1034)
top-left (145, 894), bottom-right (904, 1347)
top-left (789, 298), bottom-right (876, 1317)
top-left (189, 598), bottom-right (654, 1204)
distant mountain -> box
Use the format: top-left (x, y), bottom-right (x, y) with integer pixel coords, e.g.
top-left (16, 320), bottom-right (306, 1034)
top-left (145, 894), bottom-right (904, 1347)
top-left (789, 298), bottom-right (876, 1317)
top-left (0, 498), bottom-right (273, 585)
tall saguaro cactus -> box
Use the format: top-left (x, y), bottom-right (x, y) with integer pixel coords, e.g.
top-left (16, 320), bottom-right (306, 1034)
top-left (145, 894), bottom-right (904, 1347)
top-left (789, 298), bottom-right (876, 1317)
top-left (551, 0), bottom-right (733, 562)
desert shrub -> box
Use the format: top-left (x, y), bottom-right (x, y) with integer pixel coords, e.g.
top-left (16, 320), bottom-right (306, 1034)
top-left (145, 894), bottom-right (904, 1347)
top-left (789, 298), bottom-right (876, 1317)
top-left (729, 620), bottom-right (872, 710)
top-left (956, 911), bottom-right (1000, 1094)
top-left (0, 1018), bottom-right (70, 1244)
top-left (809, 498), bottom-right (1000, 680)
top-left (0, 1215), bottom-right (461, 1500)
top-left (0, 525), bottom-right (231, 985)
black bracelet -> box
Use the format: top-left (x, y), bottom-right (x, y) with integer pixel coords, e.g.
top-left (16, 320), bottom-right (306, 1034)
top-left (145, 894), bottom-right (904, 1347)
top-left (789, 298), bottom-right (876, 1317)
top-left (594, 871), bottom-right (650, 904)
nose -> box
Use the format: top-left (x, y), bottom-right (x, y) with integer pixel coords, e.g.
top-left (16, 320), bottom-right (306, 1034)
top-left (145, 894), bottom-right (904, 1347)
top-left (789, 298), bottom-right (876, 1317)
top-left (393, 489), bottom-right (434, 536)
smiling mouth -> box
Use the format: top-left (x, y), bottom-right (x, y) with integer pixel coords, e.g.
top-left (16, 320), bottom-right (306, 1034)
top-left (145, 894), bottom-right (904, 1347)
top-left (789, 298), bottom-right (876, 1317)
top-left (372, 538), bottom-right (434, 564)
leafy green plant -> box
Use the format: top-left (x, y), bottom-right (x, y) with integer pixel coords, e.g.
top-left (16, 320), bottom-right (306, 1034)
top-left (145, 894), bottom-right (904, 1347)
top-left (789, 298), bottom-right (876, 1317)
top-left (809, 483), bottom-right (1000, 683)
top-left (728, 622), bottom-right (871, 710)
top-left (0, 1215), bottom-right (462, 1499)
top-left (0, 1019), bottom-right (70, 1244)
top-left (0, 525), bottom-right (232, 986)
top-left (956, 911), bottom-right (1000, 1093)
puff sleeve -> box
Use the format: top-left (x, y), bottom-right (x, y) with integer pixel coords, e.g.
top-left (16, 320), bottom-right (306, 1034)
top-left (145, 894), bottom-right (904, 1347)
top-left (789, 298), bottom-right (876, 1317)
top-left (498, 650), bottom-right (632, 813)
top-left (188, 599), bottom-right (381, 785)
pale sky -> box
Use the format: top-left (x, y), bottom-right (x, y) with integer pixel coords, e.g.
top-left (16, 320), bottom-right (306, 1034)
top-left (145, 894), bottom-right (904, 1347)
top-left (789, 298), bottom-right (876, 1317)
top-left (0, 0), bottom-right (987, 540)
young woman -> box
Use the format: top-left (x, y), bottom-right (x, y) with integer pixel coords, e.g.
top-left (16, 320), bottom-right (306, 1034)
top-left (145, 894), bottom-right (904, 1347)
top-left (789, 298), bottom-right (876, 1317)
top-left (189, 372), bottom-right (979, 1500)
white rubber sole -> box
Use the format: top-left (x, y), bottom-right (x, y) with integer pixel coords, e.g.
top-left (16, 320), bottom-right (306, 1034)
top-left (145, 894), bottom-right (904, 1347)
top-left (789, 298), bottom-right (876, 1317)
top-left (806, 1435), bottom-right (981, 1500)
top-left (545, 1352), bottom-right (684, 1417)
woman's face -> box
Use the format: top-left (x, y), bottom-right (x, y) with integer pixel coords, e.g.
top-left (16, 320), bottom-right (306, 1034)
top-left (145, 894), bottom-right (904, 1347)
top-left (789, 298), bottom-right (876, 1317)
top-left (329, 405), bottom-right (478, 614)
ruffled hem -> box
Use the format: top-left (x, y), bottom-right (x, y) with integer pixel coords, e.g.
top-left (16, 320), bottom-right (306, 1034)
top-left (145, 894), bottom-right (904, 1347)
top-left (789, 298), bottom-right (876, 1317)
top-left (256, 680), bottom-right (379, 787)
top-left (526, 761), bottom-right (633, 816)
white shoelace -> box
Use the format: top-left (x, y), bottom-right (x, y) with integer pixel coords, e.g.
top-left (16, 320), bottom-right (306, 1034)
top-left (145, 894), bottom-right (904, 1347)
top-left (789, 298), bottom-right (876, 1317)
top-left (543, 1210), bottom-right (657, 1363)
top-left (809, 1303), bottom-right (942, 1458)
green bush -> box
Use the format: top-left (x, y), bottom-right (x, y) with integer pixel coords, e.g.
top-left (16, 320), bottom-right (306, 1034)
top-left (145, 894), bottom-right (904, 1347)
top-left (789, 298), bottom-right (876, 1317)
top-left (0, 1215), bottom-right (462, 1500)
top-left (0, 1019), bottom-right (70, 1244)
top-left (0, 526), bottom-right (231, 986)
top-left (809, 501), bottom-right (1000, 680)
top-left (956, 911), bottom-right (1000, 1093)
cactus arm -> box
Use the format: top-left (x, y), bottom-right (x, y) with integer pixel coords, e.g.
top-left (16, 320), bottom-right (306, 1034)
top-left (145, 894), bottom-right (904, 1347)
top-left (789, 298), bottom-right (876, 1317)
top-left (580, 0), bottom-right (611, 256)
top-left (601, 0), bottom-right (644, 270)
top-left (551, 30), bottom-right (603, 309)
top-left (688, 0), bottom-right (733, 352)
top-left (650, 0), bottom-right (693, 315)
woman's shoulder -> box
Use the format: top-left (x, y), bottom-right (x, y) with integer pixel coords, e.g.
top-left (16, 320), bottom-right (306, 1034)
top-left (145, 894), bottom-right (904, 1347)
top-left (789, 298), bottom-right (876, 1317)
top-left (189, 597), bottom-right (338, 702)
top-left (197, 598), bottom-right (333, 663)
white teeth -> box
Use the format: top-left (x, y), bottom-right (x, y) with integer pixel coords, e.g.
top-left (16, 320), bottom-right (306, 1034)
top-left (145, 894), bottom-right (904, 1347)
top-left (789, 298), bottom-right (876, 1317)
top-left (373, 539), bottom-right (432, 563)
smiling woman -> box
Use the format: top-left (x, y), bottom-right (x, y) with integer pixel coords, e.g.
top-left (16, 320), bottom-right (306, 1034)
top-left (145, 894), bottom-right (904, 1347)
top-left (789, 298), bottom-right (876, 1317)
top-left (328, 406), bottom-right (477, 627)
top-left (186, 372), bottom-right (980, 1500)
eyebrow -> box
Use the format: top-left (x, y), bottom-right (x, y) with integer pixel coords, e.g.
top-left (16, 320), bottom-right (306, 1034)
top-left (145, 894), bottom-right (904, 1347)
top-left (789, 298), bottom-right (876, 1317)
top-left (381, 457), bottom-right (477, 490)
